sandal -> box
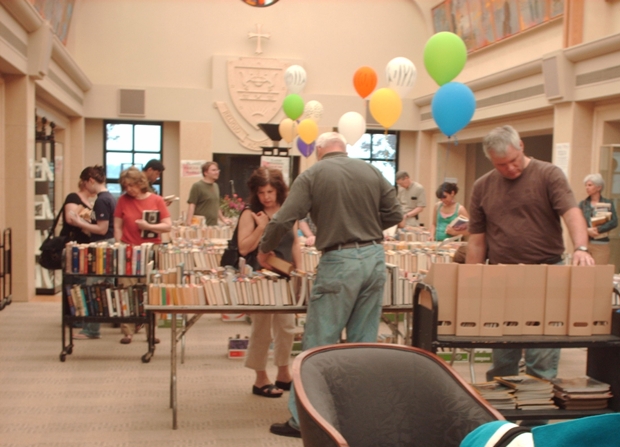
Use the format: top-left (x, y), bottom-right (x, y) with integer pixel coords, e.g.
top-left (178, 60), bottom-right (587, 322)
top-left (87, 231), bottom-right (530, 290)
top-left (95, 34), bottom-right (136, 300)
top-left (120, 335), bottom-right (132, 344)
top-left (252, 384), bottom-right (282, 398)
top-left (275, 380), bottom-right (292, 391)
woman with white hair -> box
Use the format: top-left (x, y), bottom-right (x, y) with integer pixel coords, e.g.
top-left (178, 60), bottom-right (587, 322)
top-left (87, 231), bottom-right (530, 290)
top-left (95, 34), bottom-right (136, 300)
top-left (579, 173), bottom-right (618, 265)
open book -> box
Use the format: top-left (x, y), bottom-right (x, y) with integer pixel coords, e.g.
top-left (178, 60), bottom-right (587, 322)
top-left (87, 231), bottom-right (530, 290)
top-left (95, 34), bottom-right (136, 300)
top-left (448, 215), bottom-right (469, 232)
top-left (141, 210), bottom-right (160, 238)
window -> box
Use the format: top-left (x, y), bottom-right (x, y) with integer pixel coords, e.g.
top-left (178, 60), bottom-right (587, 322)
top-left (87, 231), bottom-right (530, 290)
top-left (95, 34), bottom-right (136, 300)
top-left (348, 131), bottom-right (398, 184)
top-left (104, 121), bottom-right (163, 196)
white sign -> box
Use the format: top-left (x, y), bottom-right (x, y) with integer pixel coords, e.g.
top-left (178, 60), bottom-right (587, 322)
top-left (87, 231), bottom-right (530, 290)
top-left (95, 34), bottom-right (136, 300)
top-left (181, 160), bottom-right (205, 178)
top-left (260, 156), bottom-right (290, 185)
top-left (553, 143), bottom-right (570, 178)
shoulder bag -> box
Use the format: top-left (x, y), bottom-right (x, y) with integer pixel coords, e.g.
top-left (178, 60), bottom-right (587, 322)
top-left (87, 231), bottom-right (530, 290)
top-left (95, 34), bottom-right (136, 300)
top-left (39, 208), bottom-right (68, 270)
top-left (220, 208), bottom-right (259, 270)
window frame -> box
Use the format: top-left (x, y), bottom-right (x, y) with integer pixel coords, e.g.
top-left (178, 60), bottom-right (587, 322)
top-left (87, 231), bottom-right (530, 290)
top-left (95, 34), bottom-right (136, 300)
top-left (103, 120), bottom-right (164, 195)
top-left (348, 130), bottom-right (399, 185)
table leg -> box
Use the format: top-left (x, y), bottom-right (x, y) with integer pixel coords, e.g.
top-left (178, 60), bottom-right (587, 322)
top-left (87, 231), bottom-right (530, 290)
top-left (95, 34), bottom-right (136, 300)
top-left (171, 314), bottom-right (178, 429)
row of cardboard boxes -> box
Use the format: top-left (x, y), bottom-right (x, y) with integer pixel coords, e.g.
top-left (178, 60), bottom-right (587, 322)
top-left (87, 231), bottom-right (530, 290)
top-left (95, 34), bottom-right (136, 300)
top-left (423, 263), bottom-right (615, 337)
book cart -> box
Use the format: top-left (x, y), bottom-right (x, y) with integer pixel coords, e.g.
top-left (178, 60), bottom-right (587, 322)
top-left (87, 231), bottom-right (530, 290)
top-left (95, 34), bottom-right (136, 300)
top-left (59, 248), bottom-right (156, 363)
top-left (0, 228), bottom-right (12, 310)
top-left (412, 282), bottom-right (620, 421)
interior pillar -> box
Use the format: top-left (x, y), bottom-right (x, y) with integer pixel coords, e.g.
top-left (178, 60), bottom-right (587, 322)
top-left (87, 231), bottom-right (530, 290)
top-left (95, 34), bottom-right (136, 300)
top-left (5, 74), bottom-right (36, 302)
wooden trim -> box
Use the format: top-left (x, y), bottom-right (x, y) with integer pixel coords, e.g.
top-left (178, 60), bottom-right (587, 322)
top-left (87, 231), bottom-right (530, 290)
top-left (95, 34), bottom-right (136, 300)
top-left (564, 0), bottom-right (584, 48)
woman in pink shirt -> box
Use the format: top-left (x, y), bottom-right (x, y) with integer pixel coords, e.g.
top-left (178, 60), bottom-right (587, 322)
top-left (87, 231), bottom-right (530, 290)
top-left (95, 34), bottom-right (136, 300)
top-left (114, 167), bottom-right (171, 344)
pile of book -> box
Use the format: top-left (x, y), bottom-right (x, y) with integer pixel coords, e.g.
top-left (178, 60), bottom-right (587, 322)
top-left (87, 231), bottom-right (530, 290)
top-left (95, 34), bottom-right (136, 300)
top-left (300, 247), bottom-right (320, 273)
top-left (155, 242), bottom-right (226, 271)
top-left (66, 282), bottom-right (147, 317)
top-left (168, 224), bottom-right (234, 241)
top-left (148, 268), bottom-right (314, 307)
top-left (65, 242), bottom-right (155, 276)
top-left (471, 381), bottom-right (517, 410)
top-left (590, 202), bottom-right (612, 239)
top-left (494, 374), bottom-right (557, 411)
top-left (551, 376), bottom-right (612, 410)
top-left (396, 227), bottom-right (432, 242)
top-left (384, 263), bottom-right (421, 306)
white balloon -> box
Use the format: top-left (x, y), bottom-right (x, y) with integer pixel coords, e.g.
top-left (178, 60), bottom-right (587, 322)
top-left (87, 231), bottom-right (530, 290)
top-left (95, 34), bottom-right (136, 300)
top-left (285, 65), bottom-right (307, 94)
top-left (386, 57), bottom-right (417, 98)
top-left (304, 100), bottom-right (324, 122)
top-left (338, 112), bottom-right (366, 146)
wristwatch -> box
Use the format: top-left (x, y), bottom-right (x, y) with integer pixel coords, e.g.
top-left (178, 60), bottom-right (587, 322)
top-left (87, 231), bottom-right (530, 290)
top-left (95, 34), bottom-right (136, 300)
top-left (574, 246), bottom-right (589, 253)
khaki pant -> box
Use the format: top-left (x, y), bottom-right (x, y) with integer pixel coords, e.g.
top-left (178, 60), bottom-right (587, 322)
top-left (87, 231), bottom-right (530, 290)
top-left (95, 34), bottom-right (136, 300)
top-left (588, 242), bottom-right (611, 266)
top-left (244, 313), bottom-right (295, 371)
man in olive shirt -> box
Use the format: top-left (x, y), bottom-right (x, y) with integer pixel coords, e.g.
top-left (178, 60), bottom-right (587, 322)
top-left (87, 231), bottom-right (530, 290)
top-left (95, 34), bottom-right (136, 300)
top-left (185, 161), bottom-right (231, 226)
top-left (257, 132), bottom-right (402, 437)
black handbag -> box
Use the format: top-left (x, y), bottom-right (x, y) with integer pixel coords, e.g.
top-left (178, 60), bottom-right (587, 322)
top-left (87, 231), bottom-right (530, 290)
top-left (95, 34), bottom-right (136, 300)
top-left (220, 210), bottom-right (259, 270)
top-left (39, 209), bottom-right (68, 271)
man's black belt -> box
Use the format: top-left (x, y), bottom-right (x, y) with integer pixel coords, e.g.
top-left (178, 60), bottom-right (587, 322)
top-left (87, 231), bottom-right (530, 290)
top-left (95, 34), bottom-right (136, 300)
top-left (540, 255), bottom-right (563, 265)
top-left (323, 240), bottom-right (380, 253)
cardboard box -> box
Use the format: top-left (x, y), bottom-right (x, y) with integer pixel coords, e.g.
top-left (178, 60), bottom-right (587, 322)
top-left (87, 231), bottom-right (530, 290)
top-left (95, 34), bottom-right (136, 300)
top-left (592, 265), bottom-right (614, 335)
top-left (227, 337), bottom-right (249, 359)
top-left (479, 265), bottom-right (506, 337)
top-left (456, 264), bottom-right (483, 336)
top-left (522, 265), bottom-right (547, 335)
top-left (502, 265), bottom-right (526, 335)
top-left (568, 266), bottom-right (595, 336)
top-left (426, 263), bottom-right (459, 335)
top-left (544, 265), bottom-right (571, 335)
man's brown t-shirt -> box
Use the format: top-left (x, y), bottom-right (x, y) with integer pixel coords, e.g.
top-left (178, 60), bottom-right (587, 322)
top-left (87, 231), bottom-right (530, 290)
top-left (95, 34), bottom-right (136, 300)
top-left (469, 158), bottom-right (577, 265)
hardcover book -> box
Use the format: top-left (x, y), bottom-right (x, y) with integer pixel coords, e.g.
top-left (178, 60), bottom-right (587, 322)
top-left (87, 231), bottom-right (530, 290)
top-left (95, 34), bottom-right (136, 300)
top-left (551, 376), bottom-right (611, 393)
top-left (141, 210), bottom-right (160, 239)
top-left (266, 254), bottom-right (294, 277)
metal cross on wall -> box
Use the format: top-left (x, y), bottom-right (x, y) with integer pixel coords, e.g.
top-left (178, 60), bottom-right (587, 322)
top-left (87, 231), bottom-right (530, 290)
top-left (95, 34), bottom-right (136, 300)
top-left (248, 24), bottom-right (270, 54)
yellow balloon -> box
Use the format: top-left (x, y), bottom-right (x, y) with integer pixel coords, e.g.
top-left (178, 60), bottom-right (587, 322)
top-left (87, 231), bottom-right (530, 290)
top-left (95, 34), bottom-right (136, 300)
top-left (369, 88), bottom-right (402, 129)
top-left (278, 118), bottom-right (297, 143)
top-left (298, 119), bottom-right (318, 144)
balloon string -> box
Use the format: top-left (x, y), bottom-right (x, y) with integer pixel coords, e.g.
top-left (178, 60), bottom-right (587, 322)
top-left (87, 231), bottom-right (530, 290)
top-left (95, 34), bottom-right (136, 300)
top-left (444, 143), bottom-right (451, 182)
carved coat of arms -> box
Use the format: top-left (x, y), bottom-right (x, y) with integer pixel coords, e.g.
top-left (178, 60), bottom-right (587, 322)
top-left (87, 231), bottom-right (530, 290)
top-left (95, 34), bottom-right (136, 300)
top-left (227, 57), bottom-right (287, 129)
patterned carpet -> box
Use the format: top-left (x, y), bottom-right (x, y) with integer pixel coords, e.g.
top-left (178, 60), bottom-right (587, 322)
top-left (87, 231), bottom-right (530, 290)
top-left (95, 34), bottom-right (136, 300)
top-left (0, 301), bottom-right (302, 447)
top-left (0, 301), bottom-right (587, 446)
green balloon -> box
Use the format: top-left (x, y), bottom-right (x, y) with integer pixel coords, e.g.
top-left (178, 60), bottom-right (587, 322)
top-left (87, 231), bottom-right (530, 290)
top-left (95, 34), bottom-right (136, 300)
top-left (282, 94), bottom-right (305, 120)
top-left (423, 32), bottom-right (467, 86)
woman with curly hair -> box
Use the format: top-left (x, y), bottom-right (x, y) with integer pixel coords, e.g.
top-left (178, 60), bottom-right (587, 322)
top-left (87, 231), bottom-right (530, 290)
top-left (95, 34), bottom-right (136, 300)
top-left (237, 166), bottom-right (301, 398)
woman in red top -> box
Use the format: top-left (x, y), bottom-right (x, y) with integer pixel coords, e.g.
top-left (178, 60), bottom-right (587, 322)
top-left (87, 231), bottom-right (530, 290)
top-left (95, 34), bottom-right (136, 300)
top-left (114, 167), bottom-right (171, 344)
top-left (114, 167), bottom-right (171, 245)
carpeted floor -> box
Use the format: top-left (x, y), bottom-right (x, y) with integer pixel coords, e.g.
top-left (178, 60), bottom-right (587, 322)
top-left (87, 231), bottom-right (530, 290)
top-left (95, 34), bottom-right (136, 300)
top-left (0, 301), bottom-right (588, 446)
top-left (0, 301), bottom-right (302, 446)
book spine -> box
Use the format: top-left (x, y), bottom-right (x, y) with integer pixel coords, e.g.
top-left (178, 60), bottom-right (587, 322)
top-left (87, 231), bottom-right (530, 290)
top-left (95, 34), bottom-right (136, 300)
top-left (126, 245), bottom-right (133, 276)
top-left (72, 246), bottom-right (79, 274)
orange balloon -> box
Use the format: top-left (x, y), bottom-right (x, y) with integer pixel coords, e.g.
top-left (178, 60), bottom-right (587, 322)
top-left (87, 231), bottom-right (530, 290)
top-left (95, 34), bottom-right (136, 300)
top-left (353, 66), bottom-right (378, 99)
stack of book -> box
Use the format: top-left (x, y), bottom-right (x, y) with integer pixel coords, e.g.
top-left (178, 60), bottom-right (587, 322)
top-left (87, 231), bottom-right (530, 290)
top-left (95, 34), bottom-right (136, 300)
top-left (551, 376), bottom-right (612, 410)
top-left (494, 374), bottom-right (558, 411)
top-left (471, 381), bottom-right (517, 410)
top-left (591, 202), bottom-right (612, 239)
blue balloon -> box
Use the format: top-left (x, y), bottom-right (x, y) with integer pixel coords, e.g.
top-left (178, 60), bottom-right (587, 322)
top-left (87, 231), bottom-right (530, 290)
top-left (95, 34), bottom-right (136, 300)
top-left (431, 82), bottom-right (476, 137)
